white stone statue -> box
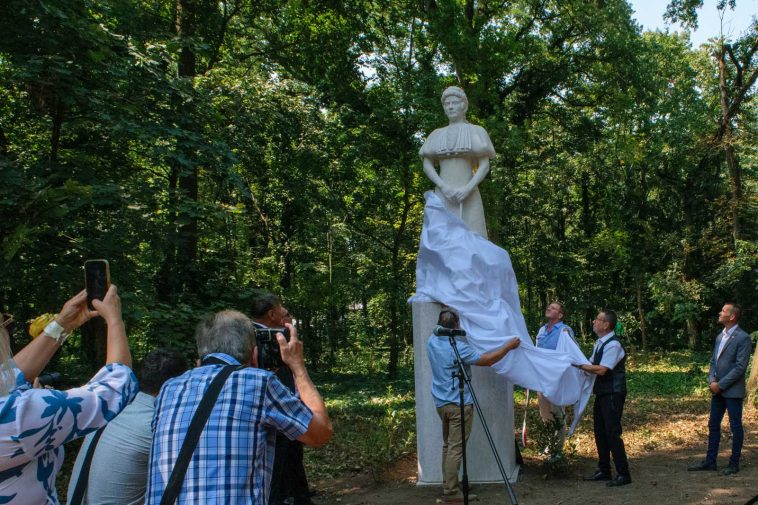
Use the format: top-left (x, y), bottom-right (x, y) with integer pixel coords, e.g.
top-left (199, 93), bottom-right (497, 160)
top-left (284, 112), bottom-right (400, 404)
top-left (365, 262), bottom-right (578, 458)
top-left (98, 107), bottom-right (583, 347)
top-left (413, 87), bottom-right (517, 488)
top-left (419, 86), bottom-right (495, 238)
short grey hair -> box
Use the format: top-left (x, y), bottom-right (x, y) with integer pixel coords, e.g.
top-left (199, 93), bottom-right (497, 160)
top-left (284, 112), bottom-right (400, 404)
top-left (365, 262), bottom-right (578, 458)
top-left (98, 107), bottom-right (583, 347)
top-left (195, 310), bottom-right (255, 363)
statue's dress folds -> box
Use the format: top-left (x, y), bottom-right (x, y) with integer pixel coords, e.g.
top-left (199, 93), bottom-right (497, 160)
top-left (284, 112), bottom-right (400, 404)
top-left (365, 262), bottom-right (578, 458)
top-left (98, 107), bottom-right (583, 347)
top-left (419, 123), bottom-right (495, 160)
top-left (410, 191), bottom-right (594, 433)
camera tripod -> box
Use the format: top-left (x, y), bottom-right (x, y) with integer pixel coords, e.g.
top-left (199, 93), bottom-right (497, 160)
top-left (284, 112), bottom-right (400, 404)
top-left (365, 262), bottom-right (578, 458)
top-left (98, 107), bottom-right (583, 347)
top-left (448, 335), bottom-right (518, 505)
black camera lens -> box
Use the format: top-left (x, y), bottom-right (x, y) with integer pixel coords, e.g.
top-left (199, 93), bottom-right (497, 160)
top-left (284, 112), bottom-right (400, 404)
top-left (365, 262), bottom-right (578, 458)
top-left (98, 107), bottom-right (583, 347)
top-left (254, 328), bottom-right (290, 371)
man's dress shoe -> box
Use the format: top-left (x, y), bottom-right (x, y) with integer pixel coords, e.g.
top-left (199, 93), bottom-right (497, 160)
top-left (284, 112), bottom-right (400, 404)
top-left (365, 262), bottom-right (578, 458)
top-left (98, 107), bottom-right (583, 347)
top-left (583, 470), bottom-right (612, 481)
top-left (688, 462), bottom-right (717, 471)
top-left (606, 475), bottom-right (632, 487)
top-left (721, 465), bottom-right (739, 475)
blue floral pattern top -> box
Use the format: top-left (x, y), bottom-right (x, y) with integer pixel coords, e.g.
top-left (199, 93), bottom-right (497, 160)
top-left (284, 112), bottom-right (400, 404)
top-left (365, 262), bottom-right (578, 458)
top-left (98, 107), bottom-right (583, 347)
top-left (0, 362), bottom-right (138, 504)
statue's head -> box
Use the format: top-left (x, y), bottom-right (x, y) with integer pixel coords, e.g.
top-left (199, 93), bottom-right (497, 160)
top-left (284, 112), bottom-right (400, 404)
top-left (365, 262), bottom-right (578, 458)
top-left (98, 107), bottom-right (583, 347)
top-left (441, 86), bottom-right (468, 120)
top-left (441, 86), bottom-right (468, 105)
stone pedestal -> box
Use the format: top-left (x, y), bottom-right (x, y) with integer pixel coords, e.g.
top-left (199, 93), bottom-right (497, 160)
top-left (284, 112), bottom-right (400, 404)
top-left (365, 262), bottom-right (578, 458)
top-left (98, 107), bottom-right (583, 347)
top-left (413, 302), bottom-right (518, 485)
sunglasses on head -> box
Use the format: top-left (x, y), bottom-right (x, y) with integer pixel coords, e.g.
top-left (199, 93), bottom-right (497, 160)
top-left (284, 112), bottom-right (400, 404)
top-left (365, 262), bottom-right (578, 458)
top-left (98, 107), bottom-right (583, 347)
top-left (0, 314), bottom-right (14, 335)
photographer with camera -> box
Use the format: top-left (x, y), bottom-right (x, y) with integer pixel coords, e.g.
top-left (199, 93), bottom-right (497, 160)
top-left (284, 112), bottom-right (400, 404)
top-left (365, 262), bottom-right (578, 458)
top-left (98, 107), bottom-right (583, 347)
top-left (252, 294), bottom-right (314, 505)
top-left (0, 287), bottom-right (137, 504)
top-left (146, 310), bottom-right (332, 504)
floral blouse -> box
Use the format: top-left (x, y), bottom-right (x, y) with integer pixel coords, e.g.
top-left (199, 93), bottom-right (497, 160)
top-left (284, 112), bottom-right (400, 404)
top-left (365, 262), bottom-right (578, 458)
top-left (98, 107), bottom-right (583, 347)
top-left (0, 362), bottom-right (138, 504)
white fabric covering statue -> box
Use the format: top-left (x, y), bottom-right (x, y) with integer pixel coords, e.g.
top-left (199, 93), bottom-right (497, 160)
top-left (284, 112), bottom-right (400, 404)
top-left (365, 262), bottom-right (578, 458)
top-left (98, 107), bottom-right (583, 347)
top-left (419, 86), bottom-right (495, 238)
top-left (410, 192), bottom-right (594, 433)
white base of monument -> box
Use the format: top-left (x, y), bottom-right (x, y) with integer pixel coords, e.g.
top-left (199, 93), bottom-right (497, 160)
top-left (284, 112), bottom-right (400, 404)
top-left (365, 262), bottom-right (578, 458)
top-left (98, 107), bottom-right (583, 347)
top-left (412, 302), bottom-right (518, 485)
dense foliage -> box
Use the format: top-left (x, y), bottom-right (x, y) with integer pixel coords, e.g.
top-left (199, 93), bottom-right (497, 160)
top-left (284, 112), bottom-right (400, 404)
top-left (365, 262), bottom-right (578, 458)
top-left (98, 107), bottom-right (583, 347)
top-left (1, 0), bottom-right (756, 376)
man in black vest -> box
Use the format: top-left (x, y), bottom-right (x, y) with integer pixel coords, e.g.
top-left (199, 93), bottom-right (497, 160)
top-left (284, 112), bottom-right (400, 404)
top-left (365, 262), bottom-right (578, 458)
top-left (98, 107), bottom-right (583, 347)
top-left (578, 309), bottom-right (632, 487)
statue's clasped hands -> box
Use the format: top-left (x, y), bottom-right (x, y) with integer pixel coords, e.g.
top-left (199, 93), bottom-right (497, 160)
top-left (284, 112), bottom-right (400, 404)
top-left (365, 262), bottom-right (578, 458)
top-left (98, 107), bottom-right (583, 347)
top-left (440, 183), bottom-right (474, 204)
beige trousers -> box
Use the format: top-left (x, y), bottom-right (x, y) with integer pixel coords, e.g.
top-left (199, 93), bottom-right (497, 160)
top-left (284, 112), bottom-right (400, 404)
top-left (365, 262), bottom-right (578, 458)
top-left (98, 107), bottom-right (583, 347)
top-left (437, 403), bottom-right (474, 496)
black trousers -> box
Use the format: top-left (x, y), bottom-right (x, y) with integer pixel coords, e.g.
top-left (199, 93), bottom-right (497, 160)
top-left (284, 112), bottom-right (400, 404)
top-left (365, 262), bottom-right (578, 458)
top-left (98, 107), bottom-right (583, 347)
top-left (269, 367), bottom-right (310, 504)
top-left (593, 393), bottom-right (630, 478)
top-left (269, 434), bottom-right (310, 504)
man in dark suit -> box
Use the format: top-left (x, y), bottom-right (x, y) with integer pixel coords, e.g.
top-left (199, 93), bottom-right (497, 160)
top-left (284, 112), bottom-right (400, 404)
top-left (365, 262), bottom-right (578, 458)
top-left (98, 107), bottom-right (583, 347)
top-left (253, 294), bottom-right (314, 505)
top-left (689, 302), bottom-right (752, 475)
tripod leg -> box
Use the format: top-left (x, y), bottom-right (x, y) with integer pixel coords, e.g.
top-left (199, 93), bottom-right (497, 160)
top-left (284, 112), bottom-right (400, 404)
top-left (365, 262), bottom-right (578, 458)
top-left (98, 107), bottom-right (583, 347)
top-left (450, 342), bottom-right (518, 504)
top-left (458, 373), bottom-right (469, 505)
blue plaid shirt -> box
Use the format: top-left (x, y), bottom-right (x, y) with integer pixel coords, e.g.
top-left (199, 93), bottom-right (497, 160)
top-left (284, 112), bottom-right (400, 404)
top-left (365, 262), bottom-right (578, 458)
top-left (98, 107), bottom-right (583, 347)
top-left (146, 353), bottom-right (313, 504)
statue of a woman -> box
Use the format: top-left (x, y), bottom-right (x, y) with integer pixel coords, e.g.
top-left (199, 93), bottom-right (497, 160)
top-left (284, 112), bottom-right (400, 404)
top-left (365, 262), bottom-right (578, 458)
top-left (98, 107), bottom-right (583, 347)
top-left (419, 86), bottom-right (495, 238)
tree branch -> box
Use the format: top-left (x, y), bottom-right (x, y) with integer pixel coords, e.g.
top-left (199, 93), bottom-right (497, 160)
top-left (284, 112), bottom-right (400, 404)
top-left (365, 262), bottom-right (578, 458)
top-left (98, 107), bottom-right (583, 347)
top-left (205, 0), bottom-right (242, 72)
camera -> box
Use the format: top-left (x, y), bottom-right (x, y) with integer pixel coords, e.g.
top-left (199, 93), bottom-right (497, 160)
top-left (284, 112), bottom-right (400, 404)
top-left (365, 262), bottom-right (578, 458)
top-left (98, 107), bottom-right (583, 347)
top-left (255, 327), bottom-right (290, 371)
top-left (38, 372), bottom-right (62, 388)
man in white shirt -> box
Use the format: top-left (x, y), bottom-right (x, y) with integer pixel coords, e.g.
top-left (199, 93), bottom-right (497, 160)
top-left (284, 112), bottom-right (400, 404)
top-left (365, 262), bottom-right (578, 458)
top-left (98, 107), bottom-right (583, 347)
top-left (578, 309), bottom-right (631, 487)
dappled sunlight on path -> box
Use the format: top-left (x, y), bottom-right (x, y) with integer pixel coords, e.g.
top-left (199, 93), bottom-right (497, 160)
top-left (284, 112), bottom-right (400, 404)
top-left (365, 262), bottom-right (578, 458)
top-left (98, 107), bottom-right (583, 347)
top-left (315, 406), bottom-right (758, 505)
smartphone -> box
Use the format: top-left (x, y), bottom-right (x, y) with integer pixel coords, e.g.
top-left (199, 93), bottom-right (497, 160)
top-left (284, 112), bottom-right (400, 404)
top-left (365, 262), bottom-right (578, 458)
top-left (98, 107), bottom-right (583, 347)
top-left (85, 259), bottom-right (111, 309)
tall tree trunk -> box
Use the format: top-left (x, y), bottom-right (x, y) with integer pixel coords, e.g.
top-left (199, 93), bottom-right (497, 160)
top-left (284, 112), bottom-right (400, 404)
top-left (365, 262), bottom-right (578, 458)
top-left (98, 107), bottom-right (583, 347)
top-left (49, 103), bottom-right (63, 164)
top-left (636, 276), bottom-right (648, 351)
top-left (171, 0), bottom-right (199, 296)
top-left (387, 288), bottom-right (400, 377)
top-left (717, 46), bottom-right (743, 244)
top-left (387, 162), bottom-right (413, 377)
top-left (156, 166), bottom-right (180, 299)
top-left (581, 171), bottom-right (593, 238)
top-left (686, 319), bottom-right (698, 350)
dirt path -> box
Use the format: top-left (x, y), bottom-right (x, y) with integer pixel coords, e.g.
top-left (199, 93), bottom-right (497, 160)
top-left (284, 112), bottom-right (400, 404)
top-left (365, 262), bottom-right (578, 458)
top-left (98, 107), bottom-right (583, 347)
top-left (314, 409), bottom-right (758, 505)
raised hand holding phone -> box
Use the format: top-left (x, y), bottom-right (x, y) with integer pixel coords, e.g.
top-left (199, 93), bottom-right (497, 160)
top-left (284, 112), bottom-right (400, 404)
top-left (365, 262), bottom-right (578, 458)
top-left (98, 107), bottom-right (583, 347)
top-left (84, 259), bottom-right (110, 310)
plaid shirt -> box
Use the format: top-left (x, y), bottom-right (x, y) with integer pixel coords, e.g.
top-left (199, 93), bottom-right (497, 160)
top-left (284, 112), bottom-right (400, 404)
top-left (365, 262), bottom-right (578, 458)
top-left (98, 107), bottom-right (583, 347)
top-left (146, 353), bottom-right (313, 504)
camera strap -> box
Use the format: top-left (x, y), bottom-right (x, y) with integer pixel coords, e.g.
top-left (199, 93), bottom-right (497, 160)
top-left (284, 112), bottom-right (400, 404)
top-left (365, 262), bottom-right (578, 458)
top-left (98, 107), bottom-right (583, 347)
top-left (160, 363), bottom-right (245, 505)
top-left (68, 428), bottom-right (105, 505)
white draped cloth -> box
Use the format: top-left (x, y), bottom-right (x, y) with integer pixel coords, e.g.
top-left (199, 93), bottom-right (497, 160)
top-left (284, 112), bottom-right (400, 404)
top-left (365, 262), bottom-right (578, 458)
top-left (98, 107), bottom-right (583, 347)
top-left (409, 192), bottom-right (594, 433)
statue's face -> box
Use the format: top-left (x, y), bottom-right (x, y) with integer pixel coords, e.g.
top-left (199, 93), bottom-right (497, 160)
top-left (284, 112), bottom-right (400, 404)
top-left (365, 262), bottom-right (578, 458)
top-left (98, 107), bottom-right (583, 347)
top-left (443, 96), bottom-right (466, 121)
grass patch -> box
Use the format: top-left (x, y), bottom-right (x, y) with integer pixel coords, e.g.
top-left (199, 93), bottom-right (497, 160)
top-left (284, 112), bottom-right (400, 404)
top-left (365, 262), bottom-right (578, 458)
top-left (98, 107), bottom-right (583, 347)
top-left (626, 350), bottom-right (711, 398)
top-left (305, 369), bottom-right (416, 481)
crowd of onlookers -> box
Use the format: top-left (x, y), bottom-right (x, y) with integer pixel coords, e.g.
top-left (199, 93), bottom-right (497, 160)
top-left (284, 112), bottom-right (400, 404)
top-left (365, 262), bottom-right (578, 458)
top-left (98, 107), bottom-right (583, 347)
top-left (0, 284), bottom-right (749, 505)
top-left (0, 288), bottom-right (331, 504)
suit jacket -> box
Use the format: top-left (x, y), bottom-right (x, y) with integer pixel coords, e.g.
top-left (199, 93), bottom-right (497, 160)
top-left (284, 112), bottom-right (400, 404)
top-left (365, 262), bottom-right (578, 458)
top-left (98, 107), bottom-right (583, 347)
top-left (709, 325), bottom-right (752, 398)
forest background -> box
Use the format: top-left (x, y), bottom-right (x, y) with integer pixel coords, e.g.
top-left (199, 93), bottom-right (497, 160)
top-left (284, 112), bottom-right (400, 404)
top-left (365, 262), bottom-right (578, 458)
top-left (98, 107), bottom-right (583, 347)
top-left (0, 0), bottom-right (756, 381)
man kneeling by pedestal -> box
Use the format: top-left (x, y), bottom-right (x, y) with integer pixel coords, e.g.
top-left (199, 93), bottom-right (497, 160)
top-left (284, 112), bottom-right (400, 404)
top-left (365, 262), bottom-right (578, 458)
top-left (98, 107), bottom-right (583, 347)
top-left (427, 308), bottom-right (520, 504)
